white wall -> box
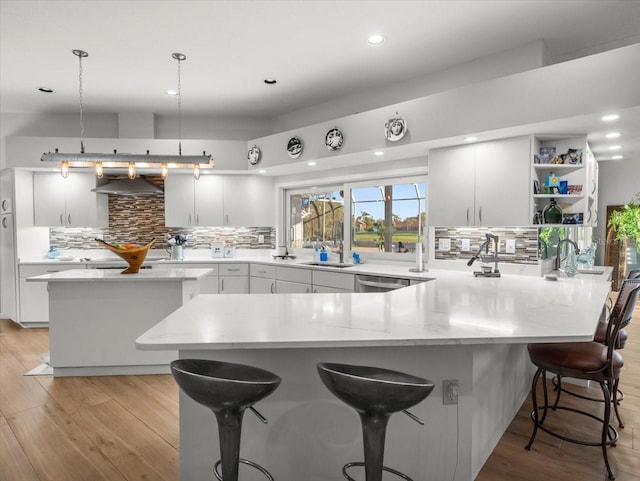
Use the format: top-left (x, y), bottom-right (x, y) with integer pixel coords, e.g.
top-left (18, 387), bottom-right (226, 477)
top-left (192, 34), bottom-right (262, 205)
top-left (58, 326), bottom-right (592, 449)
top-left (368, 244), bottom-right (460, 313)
top-left (595, 158), bottom-right (640, 264)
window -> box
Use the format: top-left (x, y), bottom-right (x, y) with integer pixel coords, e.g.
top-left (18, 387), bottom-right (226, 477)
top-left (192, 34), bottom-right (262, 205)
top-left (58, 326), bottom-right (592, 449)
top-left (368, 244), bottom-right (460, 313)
top-left (287, 188), bottom-right (344, 250)
top-left (349, 180), bottom-right (426, 255)
top-left (285, 176), bottom-right (426, 260)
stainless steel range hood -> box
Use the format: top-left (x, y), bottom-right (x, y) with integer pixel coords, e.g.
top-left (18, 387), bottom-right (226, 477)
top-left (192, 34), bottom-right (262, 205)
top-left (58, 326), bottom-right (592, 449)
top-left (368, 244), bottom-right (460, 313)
top-left (91, 176), bottom-right (163, 196)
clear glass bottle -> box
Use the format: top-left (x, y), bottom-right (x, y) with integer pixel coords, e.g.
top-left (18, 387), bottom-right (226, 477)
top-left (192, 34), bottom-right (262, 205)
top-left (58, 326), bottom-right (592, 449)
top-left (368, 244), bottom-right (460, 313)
top-left (565, 247), bottom-right (578, 277)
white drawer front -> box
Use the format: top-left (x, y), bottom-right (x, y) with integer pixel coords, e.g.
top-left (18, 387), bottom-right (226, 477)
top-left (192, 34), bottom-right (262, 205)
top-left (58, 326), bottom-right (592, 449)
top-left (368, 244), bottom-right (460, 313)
top-left (219, 263), bottom-right (249, 276)
top-left (276, 266), bottom-right (312, 284)
top-left (250, 264), bottom-right (276, 279)
top-left (312, 271), bottom-right (354, 291)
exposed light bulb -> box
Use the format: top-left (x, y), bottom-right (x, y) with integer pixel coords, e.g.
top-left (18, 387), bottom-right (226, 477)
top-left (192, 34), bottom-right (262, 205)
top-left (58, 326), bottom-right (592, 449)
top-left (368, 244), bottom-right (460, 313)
top-left (95, 162), bottom-right (104, 179)
top-left (60, 161), bottom-right (70, 178)
top-left (161, 163), bottom-right (169, 179)
top-left (193, 164), bottom-right (201, 180)
top-left (128, 162), bottom-right (136, 179)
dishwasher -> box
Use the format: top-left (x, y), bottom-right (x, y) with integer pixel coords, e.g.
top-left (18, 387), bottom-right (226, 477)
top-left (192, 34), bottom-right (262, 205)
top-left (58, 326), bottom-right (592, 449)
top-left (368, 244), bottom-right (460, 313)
top-left (355, 274), bottom-right (411, 293)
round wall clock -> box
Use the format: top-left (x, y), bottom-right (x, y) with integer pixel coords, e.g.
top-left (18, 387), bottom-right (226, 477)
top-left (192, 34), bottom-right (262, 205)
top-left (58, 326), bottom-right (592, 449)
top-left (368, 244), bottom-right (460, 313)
top-left (287, 136), bottom-right (303, 158)
top-left (384, 113), bottom-right (407, 142)
top-left (325, 127), bottom-right (344, 151)
top-left (248, 145), bottom-right (261, 165)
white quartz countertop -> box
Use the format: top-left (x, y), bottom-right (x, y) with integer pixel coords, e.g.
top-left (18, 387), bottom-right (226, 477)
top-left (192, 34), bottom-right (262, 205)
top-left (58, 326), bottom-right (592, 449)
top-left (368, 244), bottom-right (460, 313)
top-left (136, 269), bottom-right (611, 350)
top-left (27, 268), bottom-right (213, 282)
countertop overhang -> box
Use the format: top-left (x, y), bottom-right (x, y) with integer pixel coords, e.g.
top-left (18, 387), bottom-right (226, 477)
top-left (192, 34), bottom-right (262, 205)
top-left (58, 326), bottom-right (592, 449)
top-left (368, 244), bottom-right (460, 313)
top-left (26, 268), bottom-right (213, 282)
top-left (136, 269), bottom-right (611, 350)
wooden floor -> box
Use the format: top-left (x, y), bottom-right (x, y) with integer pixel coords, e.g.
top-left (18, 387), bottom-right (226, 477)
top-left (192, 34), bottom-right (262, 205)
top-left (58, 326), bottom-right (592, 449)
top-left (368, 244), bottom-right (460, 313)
top-left (0, 302), bottom-right (638, 481)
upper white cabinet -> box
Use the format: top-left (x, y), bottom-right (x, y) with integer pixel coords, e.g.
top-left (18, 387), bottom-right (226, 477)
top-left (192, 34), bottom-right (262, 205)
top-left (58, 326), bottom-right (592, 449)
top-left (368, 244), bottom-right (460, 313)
top-left (165, 174), bottom-right (274, 227)
top-left (223, 176), bottom-right (275, 227)
top-left (1, 170), bottom-right (12, 213)
top-left (33, 172), bottom-right (108, 227)
top-left (531, 136), bottom-right (597, 226)
top-left (428, 137), bottom-right (531, 227)
top-left (165, 175), bottom-right (224, 227)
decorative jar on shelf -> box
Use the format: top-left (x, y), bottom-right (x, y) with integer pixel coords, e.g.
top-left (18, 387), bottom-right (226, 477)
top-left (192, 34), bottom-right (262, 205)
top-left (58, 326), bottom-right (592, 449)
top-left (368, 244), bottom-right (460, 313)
top-left (543, 198), bottom-right (563, 224)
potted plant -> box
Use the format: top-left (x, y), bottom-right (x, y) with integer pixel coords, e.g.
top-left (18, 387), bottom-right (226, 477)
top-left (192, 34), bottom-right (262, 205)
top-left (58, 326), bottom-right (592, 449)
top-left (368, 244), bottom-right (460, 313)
top-left (608, 192), bottom-right (640, 244)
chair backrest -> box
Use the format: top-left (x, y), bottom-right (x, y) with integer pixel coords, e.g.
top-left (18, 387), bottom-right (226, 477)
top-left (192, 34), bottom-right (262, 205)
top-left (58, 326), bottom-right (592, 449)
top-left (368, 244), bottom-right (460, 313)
top-left (627, 269), bottom-right (640, 280)
top-left (607, 279), bottom-right (640, 348)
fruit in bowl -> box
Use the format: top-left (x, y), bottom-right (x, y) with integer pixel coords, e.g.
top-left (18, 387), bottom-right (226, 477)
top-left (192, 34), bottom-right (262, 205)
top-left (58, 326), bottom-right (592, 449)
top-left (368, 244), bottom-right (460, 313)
top-left (95, 239), bottom-right (155, 274)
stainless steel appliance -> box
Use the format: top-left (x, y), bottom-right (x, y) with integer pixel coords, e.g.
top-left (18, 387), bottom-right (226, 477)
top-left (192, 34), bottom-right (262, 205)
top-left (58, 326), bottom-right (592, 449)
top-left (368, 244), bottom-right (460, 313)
top-left (355, 274), bottom-right (410, 293)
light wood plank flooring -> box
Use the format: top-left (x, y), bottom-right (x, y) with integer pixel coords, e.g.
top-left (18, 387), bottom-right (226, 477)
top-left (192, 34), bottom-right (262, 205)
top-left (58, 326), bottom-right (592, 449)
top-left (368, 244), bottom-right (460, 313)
top-left (1, 302), bottom-right (638, 481)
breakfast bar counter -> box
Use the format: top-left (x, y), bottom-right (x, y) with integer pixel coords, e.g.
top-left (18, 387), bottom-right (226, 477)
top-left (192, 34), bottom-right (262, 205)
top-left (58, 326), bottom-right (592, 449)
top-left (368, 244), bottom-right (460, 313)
top-left (28, 268), bottom-right (212, 376)
top-left (136, 270), bottom-right (610, 481)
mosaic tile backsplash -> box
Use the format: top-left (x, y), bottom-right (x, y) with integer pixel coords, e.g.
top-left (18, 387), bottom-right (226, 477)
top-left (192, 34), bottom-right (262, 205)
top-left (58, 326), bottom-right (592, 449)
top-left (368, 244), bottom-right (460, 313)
top-left (434, 227), bottom-right (539, 264)
top-left (50, 175), bottom-right (275, 250)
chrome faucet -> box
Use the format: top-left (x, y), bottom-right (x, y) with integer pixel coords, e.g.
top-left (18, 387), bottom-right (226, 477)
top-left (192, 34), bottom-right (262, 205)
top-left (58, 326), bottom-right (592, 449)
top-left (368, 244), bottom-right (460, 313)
top-left (555, 239), bottom-right (580, 271)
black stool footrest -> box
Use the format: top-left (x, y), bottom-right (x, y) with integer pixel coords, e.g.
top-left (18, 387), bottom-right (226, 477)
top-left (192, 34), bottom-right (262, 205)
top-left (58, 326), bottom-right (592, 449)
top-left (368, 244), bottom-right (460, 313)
top-left (214, 458), bottom-right (274, 481)
top-left (343, 462), bottom-right (414, 481)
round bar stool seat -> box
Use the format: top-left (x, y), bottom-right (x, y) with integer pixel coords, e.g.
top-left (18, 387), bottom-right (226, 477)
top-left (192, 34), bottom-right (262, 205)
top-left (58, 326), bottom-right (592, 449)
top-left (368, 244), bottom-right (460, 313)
top-left (317, 362), bottom-right (434, 481)
top-left (171, 359), bottom-right (281, 481)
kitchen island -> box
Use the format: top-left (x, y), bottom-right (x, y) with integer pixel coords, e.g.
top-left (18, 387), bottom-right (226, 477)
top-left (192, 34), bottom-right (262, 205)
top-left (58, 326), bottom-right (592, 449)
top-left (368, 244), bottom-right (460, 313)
top-left (136, 269), bottom-right (610, 481)
top-left (28, 268), bottom-right (212, 376)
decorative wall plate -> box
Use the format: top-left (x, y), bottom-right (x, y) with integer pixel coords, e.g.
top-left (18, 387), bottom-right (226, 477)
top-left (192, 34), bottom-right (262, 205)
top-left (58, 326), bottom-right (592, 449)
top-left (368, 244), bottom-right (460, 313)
top-left (384, 113), bottom-right (407, 142)
top-left (287, 136), bottom-right (303, 158)
top-left (248, 145), bottom-right (261, 165)
top-left (325, 127), bottom-right (344, 151)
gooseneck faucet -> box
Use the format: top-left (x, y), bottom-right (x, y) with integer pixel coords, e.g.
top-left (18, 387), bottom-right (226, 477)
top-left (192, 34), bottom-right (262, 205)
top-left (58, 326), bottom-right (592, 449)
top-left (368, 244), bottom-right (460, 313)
top-left (555, 239), bottom-right (580, 271)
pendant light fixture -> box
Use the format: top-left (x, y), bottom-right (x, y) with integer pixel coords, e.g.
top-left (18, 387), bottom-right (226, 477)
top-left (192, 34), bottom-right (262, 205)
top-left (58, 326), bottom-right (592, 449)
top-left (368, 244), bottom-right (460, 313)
top-left (41, 50), bottom-right (213, 178)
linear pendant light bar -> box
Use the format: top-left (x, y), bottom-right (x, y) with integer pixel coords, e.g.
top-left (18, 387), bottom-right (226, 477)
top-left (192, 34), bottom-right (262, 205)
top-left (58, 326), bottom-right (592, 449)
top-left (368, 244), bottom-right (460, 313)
top-left (41, 49), bottom-right (213, 178)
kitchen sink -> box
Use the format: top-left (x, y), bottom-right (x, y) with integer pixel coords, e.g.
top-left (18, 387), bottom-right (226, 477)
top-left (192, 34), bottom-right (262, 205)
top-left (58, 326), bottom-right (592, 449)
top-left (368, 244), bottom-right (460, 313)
top-left (303, 262), bottom-right (355, 269)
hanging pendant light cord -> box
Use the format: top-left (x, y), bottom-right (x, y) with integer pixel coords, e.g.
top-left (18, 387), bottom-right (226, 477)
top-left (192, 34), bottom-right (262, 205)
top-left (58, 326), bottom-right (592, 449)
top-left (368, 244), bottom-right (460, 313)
top-left (173, 53), bottom-right (185, 156)
top-left (76, 50), bottom-right (87, 154)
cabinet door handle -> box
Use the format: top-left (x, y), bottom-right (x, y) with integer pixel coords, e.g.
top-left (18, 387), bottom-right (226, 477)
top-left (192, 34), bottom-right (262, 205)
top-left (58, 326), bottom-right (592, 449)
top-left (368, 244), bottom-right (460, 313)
top-left (466, 208), bottom-right (470, 225)
top-left (1, 217), bottom-right (6, 228)
top-left (1, 200), bottom-right (8, 211)
top-left (68, 214), bottom-right (71, 225)
top-left (225, 215), bottom-right (229, 225)
top-left (196, 214), bottom-right (199, 225)
top-left (188, 214), bottom-right (192, 226)
top-left (478, 207), bottom-right (482, 223)
top-left (227, 268), bottom-right (240, 272)
top-left (270, 282), bottom-right (274, 294)
top-left (60, 213), bottom-right (64, 226)
top-left (306, 287), bottom-right (310, 293)
top-left (221, 279), bottom-right (224, 291)
top-left (314, 288), bottom-right (317, 293)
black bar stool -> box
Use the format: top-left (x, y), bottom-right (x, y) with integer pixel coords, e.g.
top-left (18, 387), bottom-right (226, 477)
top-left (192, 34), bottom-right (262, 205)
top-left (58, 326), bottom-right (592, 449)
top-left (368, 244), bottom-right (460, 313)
top-left (525, 279), bottom-right (640, 480)
top-left (317, 362), bottom-right (434, 481)
top-left (170, 359), bottom-right (281, 481)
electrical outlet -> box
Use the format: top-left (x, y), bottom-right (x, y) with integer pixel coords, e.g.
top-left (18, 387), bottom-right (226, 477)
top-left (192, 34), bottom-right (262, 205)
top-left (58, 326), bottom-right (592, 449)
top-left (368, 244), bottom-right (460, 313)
top-left (461, 239), bottom-right (470, 251)
top-left (258, 234), bottom-right (265, 243)
top-left (439, 239), bottom-right (451, 251)
top-left (443, 380), bottom-right (459, 405)
top-left (506, 239), bottom-right (516, 254)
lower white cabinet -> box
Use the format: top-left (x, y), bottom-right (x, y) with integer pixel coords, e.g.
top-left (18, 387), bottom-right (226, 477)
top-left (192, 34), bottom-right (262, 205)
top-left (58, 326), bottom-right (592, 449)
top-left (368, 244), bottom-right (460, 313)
top-left (276, 279), bottom-right (311, 293)
top-left (312, 270), bottom-right (355, 292)
top-left (19, 263), bottom-right (84, 326)
top-left (219, 263), bottom-right (249, 294)
top-left (250, 276), bottom-right (275, 294)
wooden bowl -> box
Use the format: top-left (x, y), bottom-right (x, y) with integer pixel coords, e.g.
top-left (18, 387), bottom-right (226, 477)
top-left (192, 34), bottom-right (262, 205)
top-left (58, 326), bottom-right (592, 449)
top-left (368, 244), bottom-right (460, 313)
top-left (95, 239), bottom-right (155, 274)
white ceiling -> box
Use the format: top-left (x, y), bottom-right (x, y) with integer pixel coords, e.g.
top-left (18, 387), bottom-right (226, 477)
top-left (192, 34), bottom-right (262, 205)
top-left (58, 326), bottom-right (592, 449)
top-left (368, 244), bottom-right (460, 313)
top-left (1, 0), bottom-right (640, 163)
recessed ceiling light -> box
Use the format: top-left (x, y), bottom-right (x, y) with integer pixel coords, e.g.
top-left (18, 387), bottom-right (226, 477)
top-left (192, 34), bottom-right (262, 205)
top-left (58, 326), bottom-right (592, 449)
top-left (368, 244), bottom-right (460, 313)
top-left (367, 34), bottom-right (385, 46)
top-left (308, 161), bottom-right (316, 166)
top-left (601, 114), bottom-right (620, 121)
top-left (605, 132), bottom-right (621, 139)
top-left (464, 136), bottom-right (478, 142)
top-left (264, 79), bottom-right (277, 85)
top-left (611, 155), bottom-right (624, 160)
top-left (258, 169), bottom-right (267, 174)
top-left (38, 87), bottom-right (54, 93)
top-left (608, 145), bottom-right (622, 150)
top-left (166, 89), bottom-right (178, 96)
top-left (374, 151), bottom-right (384, 156)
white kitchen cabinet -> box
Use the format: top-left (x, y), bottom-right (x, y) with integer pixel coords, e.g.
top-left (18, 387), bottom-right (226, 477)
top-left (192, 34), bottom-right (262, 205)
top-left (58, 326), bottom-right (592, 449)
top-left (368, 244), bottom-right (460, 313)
top-left (277, 279), bottom-right (311, 293)
top-left (219, 263), bottom-right (249, 294)
top-left (18, 263), bottom-right (84, 326)
top-left (1, 170), bottom-right (12, 213)
top-left (276, 266), bottom-right (312, 293)
top-left (312, 270), bottom-right (355, 292)
top-left (165, 175), bottom-right (224, 227)
top-left (428, 136), bottom-right (531, 227)
top-left (250, 264), bottom-right (276, 293)
top-left (223, 176), bottom-right (275, 227)
top-left (33, 172), bottom-right (108, 227)
top-left (165, 174), bottom-right (274, 227)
